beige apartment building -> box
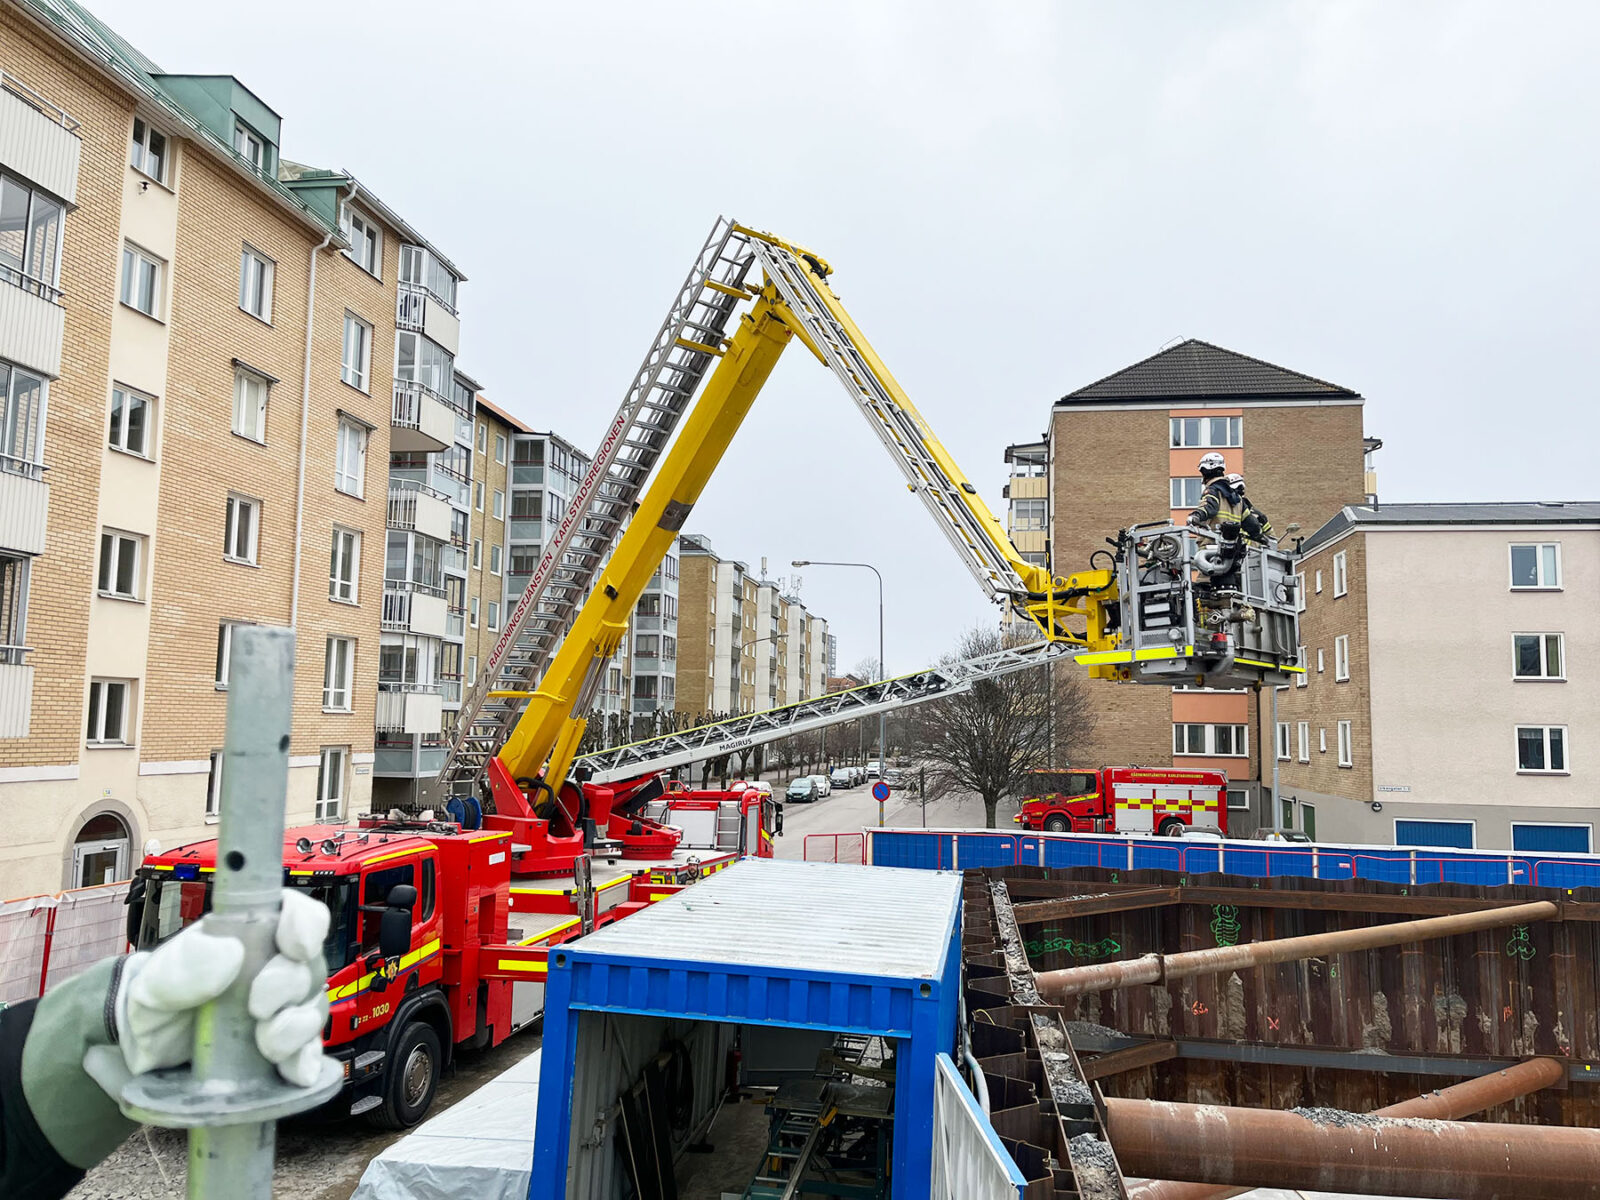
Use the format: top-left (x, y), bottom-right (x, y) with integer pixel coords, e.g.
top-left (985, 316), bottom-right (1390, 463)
top-left (1276, 503), bottom-right (1600, 852)
top-left (0, 0), bottom-right (469, 893)
top-left (1015, 339), bottom-right (1372, 833)
top-left (464, 394), bottom-right (527, 713)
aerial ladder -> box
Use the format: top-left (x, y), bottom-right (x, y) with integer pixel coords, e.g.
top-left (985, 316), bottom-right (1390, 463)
top-left (444, 220), bottom-right (1301, 875)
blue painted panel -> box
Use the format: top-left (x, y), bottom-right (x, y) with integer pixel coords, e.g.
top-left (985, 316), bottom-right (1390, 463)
top-left (1262, 848), bottom-right (1318, 878)
top-left (1349, 848), bottom-right (1417, 885)
top-left (1215, 846), bottom-right (1271, 877)
top-left (1179, 845), bottom-right (1221, 876)
top-left (1130, 842), bottom-right (1184, 874)
top-left (1041, 836), bottom-right (1111, 870)
top-left (956, 833), bottom-right (1017, 867)
top-left (873, 831), bottom-right (942, 870)
top-left (1394, 819), bottom-right (1475, 849)
top-left (1514, 824), bottom-right (1593, 854)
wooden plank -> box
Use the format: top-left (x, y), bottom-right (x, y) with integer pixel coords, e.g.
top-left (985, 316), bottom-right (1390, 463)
top-left (1079, 1038), bottom-right (1179, 1082)
top-left (1012, 888), bottom-right (1179, 925)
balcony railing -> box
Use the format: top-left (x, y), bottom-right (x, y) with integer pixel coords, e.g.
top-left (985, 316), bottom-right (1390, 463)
top-left (375, 683), bottom-right (444, 735)
top-left (446, 607), bottom-right (465, 638)
top-left (0, 264), bottom-right (61, 306)
top-left (1, 70), bottom-right (79, 132)
top-left (386, 479), bottom-right (450, 531)
top-left (441, 544), bottom-right (467, 575)
top-left (396, 280), bottom-right (426, 332)
top-left (381, 580), bottom-right (447, 633)
top-left (438, 674), bottom-right (462, 705)
top-left (392, 379), bottom-right (454, 453)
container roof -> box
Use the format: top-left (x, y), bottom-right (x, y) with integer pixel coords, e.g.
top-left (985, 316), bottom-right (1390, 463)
top-left (571, 859), bottom-right (960, 980)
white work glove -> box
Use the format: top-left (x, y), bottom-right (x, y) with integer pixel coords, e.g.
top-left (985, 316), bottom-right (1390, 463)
top-left (84, 888), bottom-right (331, 1095)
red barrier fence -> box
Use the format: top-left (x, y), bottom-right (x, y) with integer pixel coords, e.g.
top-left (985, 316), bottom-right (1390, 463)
top-left (0, 880), bottom-right (130, 1003)
top-left (804, 833), bottom-right (866, 864)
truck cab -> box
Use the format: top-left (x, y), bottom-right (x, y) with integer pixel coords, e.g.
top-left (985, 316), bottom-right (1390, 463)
top-left (1015, 767), bottom-right (1228, 837)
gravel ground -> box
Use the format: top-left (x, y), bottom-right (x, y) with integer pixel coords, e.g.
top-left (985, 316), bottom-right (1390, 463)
top-left (70, 1031), bottom-right (543, 1200)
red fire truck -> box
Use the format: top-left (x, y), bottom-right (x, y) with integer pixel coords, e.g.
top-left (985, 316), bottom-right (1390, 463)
top-left (130, 787), bottom-right (775, 1128)
top-left (1014, 767), bottom-right (1228, 837)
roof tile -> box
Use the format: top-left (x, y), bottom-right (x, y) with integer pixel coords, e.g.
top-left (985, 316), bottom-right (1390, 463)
top-left (1059, 339), bottom-right (1358, 405)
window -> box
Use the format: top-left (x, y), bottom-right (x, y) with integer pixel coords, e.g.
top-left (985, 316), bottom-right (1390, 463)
top-left (97, 530), bottom-right (142, 599)
top-left (0, 171), bottom-right (63, 294)
top-left (232, 367), bottom-right (268, 442)
top-left (1293, 572), bottom-right (1306, 613)
top-left (323, 637), bottom-right (354, 711)
top-left (1513, 633), bottom-right (1564, 680)
top-left (334, 418), bottom-right (367, 497)
top-left (1295, 645), bottom-right (1307, 687)
top-left (108, 384), bottom-right (152, 457)
top-left (476, 423), bottom-right (487, 454)
top-left (394, 331), bottom-right (452, 397)
top-left (233, 122), bottom-right (265, 170)
top-left (1332, 551), bottom-right (1348, 597)
top-left (1173, 722), bottom-right (1249, 757)
top-left (1280, 797), bottom-right (1295, 829)
top-left (1510, 543), bottom-right (1560, 590)
top-left (0, 360), bottom-right (44, 473)
top-left (1319, 728), bottom-right (1327, 753)
top-left (487, 601), bottom-right (500, 631)
top-left (1226, 789), bottom-right (1250, 811)
top-left (1012, 498), bottom-right (1047, 531)
top-left (1170, 415), bottom-right (1242, 448)
top-left (119, 243), bottom-right (162, 317)
top-left (1337, 720), bottom-right (1353, 767)
top-left (129, 118), bottom-right (167, 184)
top-left (330, 527), bottom-right (360, 603)
top-left (238, 245), bottom-right (274, 321)
top-left (86, 679), bottom-right (131, 745)
top-left (1334, 635), bottom-right (1350, 682)
top-left (1317, 648), bottom-right (1325, 674)
top-left (471, 539), bottom-right (482, 569)
top-left (214, 621), bottom-right (253, 688)
top-left (466, 655), bottom-right (477, 684)
top-left (1169, 477), bottom-right (1202, 508)
top-left (1314, 570), bottom-right (1323, 593)
top-left (1276, 722), bottom-right (1290, 761)
top-left (1394, 819), bottom-right (1473, 850)
top-left (399, 244), bottom-right (458, 311)
top-left (224, 495), bottom-right (260, 564)
top-left (474, 482), bottom-right (484, 512)
top-left (469, 596), bottom-right (479, 627)
top-left (316, 747), bottom-right (347, 821)
top-left (342, 207), bottom-right (381, 277)
top-left (338, 313), bottom-right (373, 394)
top-left (494, 434), bottom-right (507, 465)
top-left (205, 750), bottom-right (223, 818)
top-left (492, 489), bottom-right (505, 520)
top-left (1516, 725), bottom-right (1567, 773)
top-left (1297, 721), bottom-right (1310, 763)
top-left (1511, 823), bottom-right (1592, 854)
top-left (488, 544), bottom-right (502, 576)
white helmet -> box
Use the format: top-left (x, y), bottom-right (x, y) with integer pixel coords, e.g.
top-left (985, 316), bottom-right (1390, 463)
top-left (1198, 452), bottom-right (1226, 478)
top-left (1225, 472), bottom-right (1246, 492)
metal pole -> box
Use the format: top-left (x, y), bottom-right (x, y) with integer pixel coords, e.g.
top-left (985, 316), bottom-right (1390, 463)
top-left (1035, 899), bottom-right (1558, 999)
top-left (1106, 1093), bottom-right (1600, 1200)
top-left (876, 565), bottom-right (885, 829)
top-left (187, 626), bottom-right (296, 1199)
top-left (1269, 682), bottom-right (1279, 827)
top-left (1125, 1056), bottom-right (1568, 1200)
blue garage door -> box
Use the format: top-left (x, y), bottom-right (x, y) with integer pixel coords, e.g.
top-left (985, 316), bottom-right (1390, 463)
top-left (1512, 824), bottom-right (1592, 854)
top-left (1394, 819), bottom-right (1474, 849)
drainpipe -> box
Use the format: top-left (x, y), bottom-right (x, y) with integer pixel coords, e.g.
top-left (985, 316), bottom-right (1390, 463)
top-left (289, 179), bottom-right (356, 630)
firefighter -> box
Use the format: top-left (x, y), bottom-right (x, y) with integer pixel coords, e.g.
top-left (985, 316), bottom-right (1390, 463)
top-left (1187, 454), bottom-right (1274, 545)
top-left (0, 890), bottom-right (329, 1199)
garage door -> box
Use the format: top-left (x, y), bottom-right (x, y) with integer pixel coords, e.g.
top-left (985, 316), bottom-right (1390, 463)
top-left (1512, 824), bottom-right (1592, 854)
top-left (1394, 819), bottom-right (1474, 849)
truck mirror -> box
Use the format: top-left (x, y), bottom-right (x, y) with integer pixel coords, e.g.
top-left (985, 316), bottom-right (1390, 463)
top-left (124, 877), bottom-right (146, 950)
top-left (379, 884), bottom-right (416, 960)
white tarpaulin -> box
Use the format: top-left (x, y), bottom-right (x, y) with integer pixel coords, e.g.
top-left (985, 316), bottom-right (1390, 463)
top-left (350, 1048), bottom-right (542, 1200)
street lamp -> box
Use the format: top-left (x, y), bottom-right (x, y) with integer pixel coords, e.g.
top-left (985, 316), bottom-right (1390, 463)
top-left (793, 558), bottom-right (887, 827)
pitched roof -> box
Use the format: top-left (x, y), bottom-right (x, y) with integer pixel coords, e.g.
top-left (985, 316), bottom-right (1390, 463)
top-left (1303, 502), bottom-right (1600, 553)
top-left (1058, 339), bottom-right (1360, 406)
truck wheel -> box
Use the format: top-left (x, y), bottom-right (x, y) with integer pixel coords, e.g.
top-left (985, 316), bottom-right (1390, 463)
top-left (369, 1021), bottom-right (442, 1130)
top-left (1159, 818), bottom-right (1185, 838)
top-left (1044, 815), bottom-right (1069, 833)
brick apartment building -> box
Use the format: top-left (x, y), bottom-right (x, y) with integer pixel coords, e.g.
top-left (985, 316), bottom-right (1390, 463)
top-left (1277, 502), bottom-right (1600, 852)
top-left (1014, 339), bottom-right (1373, 833)
top-left (0, 0), bottom-right (479, 891)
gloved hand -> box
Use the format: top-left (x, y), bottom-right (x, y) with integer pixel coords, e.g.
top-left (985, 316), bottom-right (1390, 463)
top-left (83, 888), bottom-right (331, 1096)
top-left (1185, 510), bottom-right (1204, 528)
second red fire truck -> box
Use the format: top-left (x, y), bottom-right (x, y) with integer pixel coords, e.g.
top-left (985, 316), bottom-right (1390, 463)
top-left (1014, 766), bottom-right (1228, 836)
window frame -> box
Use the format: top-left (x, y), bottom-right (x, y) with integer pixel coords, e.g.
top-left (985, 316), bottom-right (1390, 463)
top-left (494, 433), bottom-right (507, 465)
top-left (1295, 644), bottom-right (1307, 687)
top-left (487, 601), bottom-right (500, 631)
top-left (205, 749), bottom-right (224, 819)
top-left (1394, 818), bottom-right (1475, 850)
top-left (1293, 572), bottom-right (1306, 613)
top-left (322, 636), bottom-right (354, 712)
top-left (130, 117), bottom-right (168, 185)
top-left (341, 312), bottom-right (373, 393)
top-left (1509, 542), bottom-right (1561, 591)
top-left (471, 538), bottom-right (482, 569)
top-left (492, 489), bottom-right (505, 520)
top-left (1169, 476), bottom-right (1202, 509)
top-left (473, 481), bottom-right (484, 512)
top-left (330, 526), bottom-right (360, 604)
top-left (96, 528), bottom-right (143, 601)
top-left (1332, 551), bottom-right (1348, 597)
top-left (335, 418), bottom-right (368, 497)
top-left (233, 121), bottom-right (266, 170)
top-left (232, 366), bottom-right (269, 443)
top-left (214, 620), bottom-right (255, 690)
top-left (488, 544), bottom-right (502, 577)
top-left (1516, 724), bottom-right (1568, 775)
top-left (1276, 722), bottom-right (1290, 762)
top-left (86, 678), bottom-right (132, 746)
top-left (1510, 822), bottom-right (1592, 854)
top-left (342, 206), bottom-right (382, 278)
top-left (1297, 720), bottom-right (1310, 763)
top-left (476, 423), bottom-right (487, 454)
top-left (1011, 497), bottom-right (1047, 531)
top-left (469, 596), bottom-right (479, 628)
top-left (1226, 788), bottom-right (1251, 811)
top-left (108, 383), bottom-right (153, 458)
top-left (238, 244), bottom-right (274, 322)
top-left (119, 242), bottom-right (163, 318)
top-left (1334, 634), bottom-right (1350, 682)
top-left (1337, 719), bottom-right (1354, 768)
top-left (223, 494), bottom-right (261, 565)
top-left (316, 746), bottom-right (348, 822)
top-left (1512, 632), bottom-right (1564, 681)
top-left (1170, 415), bottom-right (1242, 449)
top-left (1173, 721), bottom-right (1249, 758)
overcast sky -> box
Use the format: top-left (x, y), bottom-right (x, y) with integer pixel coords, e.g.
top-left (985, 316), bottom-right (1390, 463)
top-left (97, 0), bottom-right (1600, 674)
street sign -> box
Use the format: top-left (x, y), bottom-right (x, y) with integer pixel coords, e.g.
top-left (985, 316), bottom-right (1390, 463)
top-left (872, 781), bottom-right (890, 802)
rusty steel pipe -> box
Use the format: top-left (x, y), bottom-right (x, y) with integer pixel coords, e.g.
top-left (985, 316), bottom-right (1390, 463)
top-left (1124, 1056), bottom-right (1568, 1200)
top-left (1035, 899), bottom-right (1557, 1000)
top-left (1107, 1094), bottom-right (1598, 1200)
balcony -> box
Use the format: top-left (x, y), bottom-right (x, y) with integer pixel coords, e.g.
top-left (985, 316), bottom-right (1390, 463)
top-left (445, 606), bottom-right (465, 639)
top-left (0, 464), bottom-right (47, 555)
top-left (438, 674), bottom-right (462, 706)
top-left (373, 736), bottom-right (447, 778)
top-left (381, 582), bottom-right (448, 638)
top-left (0, 71), bottom-right (80, 205)
top-left (391, 380), bottom-right (454, 454)
top-left (0, 660), bottom-right (32, 737)
top-left (0, 271), bottom-right (64, 379)
top-left (375, 685), bottom-right (444, 735)
top-left (396, 281), bottom-right (461, 356)
top-left (386, 481), bottom-right (452, 542)
top-left (441, 544), bottom-right (467, 575)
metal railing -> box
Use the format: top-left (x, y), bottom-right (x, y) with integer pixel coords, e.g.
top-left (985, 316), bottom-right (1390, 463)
top-left (0, 644), bottom-right (31, 666)
top-left (0, 263), bottom-right (63, 305)
top-left (392, 378), bottom-right (449, 431)
top-left (386, 481), bottom-right (443, 530)
top-left (396, 280), bottom-right (426, 331)
top-left (1, 69), bottom-right (80, 133)
top-left (380, 581), bottom-right (445, 630)
top-left (0, 452), bottom-right (44, 483)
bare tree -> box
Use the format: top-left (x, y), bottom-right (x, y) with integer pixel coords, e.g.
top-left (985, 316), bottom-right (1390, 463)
top-left (901, 624), bottom-right (1095, 828)
top-left (852, 656), bottom-right (881, 683)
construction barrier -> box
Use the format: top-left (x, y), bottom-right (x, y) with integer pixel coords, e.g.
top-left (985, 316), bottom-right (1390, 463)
top-left (0, 880), bottom-right (130, 1003)
top-left (861, 828), bottom-right (1600, 890)
top-left (803, 832), bottom-right (866, 864)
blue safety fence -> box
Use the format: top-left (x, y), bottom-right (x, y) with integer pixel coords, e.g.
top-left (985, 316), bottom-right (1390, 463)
top-left (863, 828), bottom-right (1600, 891)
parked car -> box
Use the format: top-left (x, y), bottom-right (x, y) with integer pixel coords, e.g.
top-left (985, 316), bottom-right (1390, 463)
top-left (1252, 828), bottom-right (1311, 843)
top-left (830, 768), bottom-right (854, 790)
top-left (731, 779), bottom-right (773, 798)
top-left (883, 770), bottom-right (906, 789)
top-left (786, 777), bottom-right (819, 804)
top-left (851, 766), bottom-right (866, 786)
top-left (865, 762), bottom-right (882, 778)
top-left (810, 773), bottom-right (832, 797)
